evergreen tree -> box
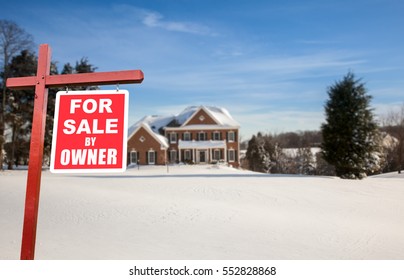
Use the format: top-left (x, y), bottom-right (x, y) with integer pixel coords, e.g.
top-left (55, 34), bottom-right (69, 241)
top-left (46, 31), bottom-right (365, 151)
top-left (296, 147), bottom-right (315, 175)
top-left (321, 72), bottom-right (381, 179)
top-left (246, 134), bottom-right (260, 171)
top-left (0, 20), bottom-right (34, 169)
top-left (246, 133), bottom-right (276, 173)
top-left (4, 50), bottom-right (36, 169)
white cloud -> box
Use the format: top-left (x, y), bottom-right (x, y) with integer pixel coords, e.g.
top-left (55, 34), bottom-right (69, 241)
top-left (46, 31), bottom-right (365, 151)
top-left (135, 9), bottom-right (215, 36)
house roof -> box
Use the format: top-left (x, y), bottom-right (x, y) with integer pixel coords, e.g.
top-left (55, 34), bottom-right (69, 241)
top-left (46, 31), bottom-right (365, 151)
top-left (177, 105), bottom-right (240, 128)
top-left (127, 115), bottom-right (173, 148)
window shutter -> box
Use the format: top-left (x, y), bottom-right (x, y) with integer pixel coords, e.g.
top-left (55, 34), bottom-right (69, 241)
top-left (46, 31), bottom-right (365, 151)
top-left (155, 151), bottom-right (158, 164)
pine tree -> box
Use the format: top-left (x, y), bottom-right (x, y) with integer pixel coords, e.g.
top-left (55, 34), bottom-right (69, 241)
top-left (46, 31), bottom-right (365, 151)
top-left (0, 20), bottom-right (34, 169)
top-left (296, 147), bottom-right (315, 175)
top-left (246, 133), bottom-right (275, 173)
top-left (4, 50), bottom-right (37, 169)
top-left (321, 72), bottom-right (381, 179)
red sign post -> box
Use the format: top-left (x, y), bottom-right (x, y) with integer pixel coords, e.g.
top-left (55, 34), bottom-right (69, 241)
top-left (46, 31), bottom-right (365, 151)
top-left (6, 44), bottom-right (144, 259)
top-left (51, 90), bottom-right (128, 173)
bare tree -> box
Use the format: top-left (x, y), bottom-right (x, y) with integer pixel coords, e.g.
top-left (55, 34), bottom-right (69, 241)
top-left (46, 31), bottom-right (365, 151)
top-left (383, 104), bottom-right (404, 173)
top-left (0, 19), bottom-right (34, 169)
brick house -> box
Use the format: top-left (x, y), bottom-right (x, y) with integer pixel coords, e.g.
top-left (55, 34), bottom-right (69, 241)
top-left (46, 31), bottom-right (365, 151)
top-left (127, 106), bottom-right (240, 167)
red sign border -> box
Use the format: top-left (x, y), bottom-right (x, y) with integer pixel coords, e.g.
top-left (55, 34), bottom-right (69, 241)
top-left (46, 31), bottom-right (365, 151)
top-left (50, 90), bottom-right (129, 173)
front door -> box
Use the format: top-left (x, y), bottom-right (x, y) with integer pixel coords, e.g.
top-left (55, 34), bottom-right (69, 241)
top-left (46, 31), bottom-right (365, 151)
top-left (199, 150), bottom-right (206, 163)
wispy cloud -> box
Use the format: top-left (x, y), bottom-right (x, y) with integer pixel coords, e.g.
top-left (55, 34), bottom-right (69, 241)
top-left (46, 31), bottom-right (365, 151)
top-left (141, 11), bottom-right (215, 36)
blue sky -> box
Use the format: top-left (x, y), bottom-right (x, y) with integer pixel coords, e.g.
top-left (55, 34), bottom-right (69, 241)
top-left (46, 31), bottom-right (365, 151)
top-left (3, 0), bottom-right (404, 139)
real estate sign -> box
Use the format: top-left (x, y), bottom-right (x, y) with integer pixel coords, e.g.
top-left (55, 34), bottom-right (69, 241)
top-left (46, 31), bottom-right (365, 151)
top-left (50, 90), bottom-right (128, 173)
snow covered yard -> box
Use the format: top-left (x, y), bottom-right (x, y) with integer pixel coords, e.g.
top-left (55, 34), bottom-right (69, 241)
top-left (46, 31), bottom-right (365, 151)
top-left (1, 165), bottom-right (403, 260)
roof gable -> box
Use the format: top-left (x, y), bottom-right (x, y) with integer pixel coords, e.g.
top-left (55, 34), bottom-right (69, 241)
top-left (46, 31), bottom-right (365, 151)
top-left (183, 107), bottom-right (219, 126)
top-left (129, 124), bottom-right (169, 148)
top-left (180, 106), bottom-right (239, 127)
top-left (128, 119), bottom-right (170, 148)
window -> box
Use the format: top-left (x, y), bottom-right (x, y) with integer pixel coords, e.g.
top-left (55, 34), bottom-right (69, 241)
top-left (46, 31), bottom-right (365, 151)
top-left (213, 132), bottom-right (221, 141)
top-left (148, 150), bottom-right (155, 165)
top-left (170, 150), bottom-right (177, 163)
top-left (130, 150), bottom-right (138, 164)
top-left (139, 136), bottom-right (145, 142)
top-left (183, 132), bottom-right (191, 141)
top-left (170, 133), bottom-right (177, 143)
top-left (199, 115), bottom-right (205, 121)
top-left (198, 132), bottom-right (206, 141)
top-left (228, 149), bottom-right (236, 162)
top-left (228, 131), bottom-right (235, 142)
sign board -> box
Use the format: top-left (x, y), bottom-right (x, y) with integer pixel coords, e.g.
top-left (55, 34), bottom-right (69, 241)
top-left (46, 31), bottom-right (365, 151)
top-left (50, 90), bottom-right (129, 173)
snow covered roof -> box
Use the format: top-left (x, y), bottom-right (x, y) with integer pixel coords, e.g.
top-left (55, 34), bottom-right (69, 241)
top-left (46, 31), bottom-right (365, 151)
top-left (128, 115), bottom-right (174, 148)
top-left (128, 115), bottom-right (174, 136)
top-left (179, 105), bottom-right (240, 127)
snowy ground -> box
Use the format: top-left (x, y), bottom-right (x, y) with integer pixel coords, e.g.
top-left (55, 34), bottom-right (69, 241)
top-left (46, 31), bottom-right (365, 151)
top-left (1, 165), bottom-right (403, 260)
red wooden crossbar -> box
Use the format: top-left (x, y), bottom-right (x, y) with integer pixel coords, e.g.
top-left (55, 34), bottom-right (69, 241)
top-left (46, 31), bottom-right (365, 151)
top-left (7, 70), bottom-right (143, 89)
top-left (6, 44), bottom-right (144, 260)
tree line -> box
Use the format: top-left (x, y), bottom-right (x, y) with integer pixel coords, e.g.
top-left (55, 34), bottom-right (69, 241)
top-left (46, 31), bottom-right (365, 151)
top-left (0, 19), bottom-right (97, 169)
top-left (245, 73), bottom-right (404, 179)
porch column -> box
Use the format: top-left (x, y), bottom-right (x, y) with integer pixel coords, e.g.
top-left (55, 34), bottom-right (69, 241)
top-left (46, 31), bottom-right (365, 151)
top-left (179, 148), bottom-right (181, 162)
top-left (224, 145), bottom-right (227, 163)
